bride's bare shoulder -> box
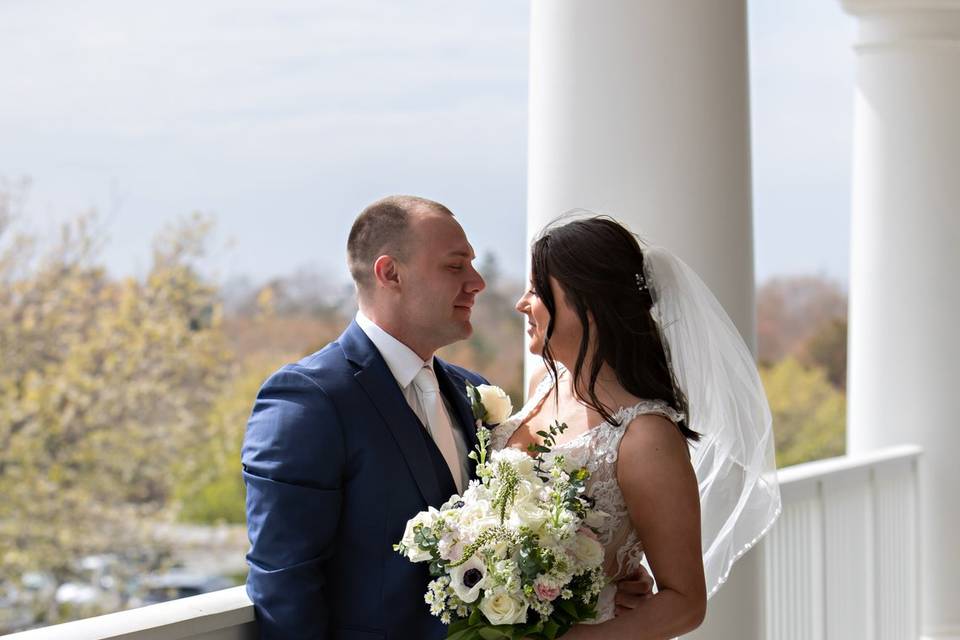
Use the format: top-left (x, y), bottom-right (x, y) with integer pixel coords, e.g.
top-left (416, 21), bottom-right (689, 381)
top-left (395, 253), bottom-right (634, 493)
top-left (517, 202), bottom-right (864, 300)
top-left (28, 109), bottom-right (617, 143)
top-left (619, 412), bottom-right (689, 462)
top-left (616, 411), bottom-right (697, 509)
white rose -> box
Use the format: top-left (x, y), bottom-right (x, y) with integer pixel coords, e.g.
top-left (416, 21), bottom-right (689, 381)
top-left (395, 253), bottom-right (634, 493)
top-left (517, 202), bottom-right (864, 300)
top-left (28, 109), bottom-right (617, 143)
top-left (449, 555), bottom-right (488, 603)
top-left (508, 489), bottom-right (549, 531)
top-left (489, 448), bottom-right (537, 478)
top-left (477, 385), bottom-right (513, 424)
top-left (458, 499), bottom-right (498, 529)
top-left (513, 477), bottom-right (542, 504)
top-left (568, 530), bottom-right (605, 568)
top-left (479, 587), bottom-right (529, 625)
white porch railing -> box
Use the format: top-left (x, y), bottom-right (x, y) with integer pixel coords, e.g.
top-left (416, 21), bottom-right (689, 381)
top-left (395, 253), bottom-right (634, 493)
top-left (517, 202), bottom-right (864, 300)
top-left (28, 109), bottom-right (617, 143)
top-left (762, 444), bottom-right (922, 640)
top-left (3, 445), bottom-right (922, 640)
top-left (2, 586), bottom-right (256, 640)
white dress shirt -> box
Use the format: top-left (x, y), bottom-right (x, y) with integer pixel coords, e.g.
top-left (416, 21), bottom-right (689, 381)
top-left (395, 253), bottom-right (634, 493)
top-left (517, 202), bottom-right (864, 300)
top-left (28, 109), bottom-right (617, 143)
top-left (355, 311), bottom-right (470, 491)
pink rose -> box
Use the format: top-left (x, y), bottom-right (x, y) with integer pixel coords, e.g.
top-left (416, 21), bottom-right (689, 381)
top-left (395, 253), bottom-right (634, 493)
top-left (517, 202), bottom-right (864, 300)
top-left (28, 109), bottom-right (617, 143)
top-left (534, 580), bottom-right (561, 602)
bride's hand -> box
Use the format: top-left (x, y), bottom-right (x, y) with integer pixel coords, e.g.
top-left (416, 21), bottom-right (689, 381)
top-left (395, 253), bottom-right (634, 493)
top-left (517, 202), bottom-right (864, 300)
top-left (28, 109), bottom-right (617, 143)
top-left (614, 565), bottom-right (655, 616)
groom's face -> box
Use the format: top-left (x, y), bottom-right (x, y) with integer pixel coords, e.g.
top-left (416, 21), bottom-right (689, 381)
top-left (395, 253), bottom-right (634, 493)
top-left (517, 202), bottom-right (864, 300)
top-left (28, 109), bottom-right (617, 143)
top-left (397, 212), bottom-right (485, 348)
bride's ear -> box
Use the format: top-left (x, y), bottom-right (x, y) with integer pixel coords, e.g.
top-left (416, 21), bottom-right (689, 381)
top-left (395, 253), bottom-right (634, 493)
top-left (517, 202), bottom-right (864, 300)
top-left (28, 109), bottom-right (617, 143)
top-left (373, 255), bottom-right (401, 291)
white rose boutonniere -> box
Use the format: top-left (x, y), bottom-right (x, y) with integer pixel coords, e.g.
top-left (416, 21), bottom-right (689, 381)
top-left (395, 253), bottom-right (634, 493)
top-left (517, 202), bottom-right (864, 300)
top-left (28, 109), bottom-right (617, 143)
top-left (466, 381), bottom-right (514, 426)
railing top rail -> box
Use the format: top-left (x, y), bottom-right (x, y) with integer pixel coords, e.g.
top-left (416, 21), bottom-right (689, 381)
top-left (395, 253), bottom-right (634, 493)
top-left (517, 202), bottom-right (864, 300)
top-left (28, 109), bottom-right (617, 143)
top-left (2, 585), bottom-right (253, 640)
top-left (777, 443), bottom-right (922, 486)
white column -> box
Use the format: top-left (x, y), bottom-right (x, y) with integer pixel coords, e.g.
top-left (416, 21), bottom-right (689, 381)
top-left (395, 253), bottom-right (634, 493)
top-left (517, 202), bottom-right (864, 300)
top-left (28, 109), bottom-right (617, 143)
top-left (525, 1), bottom-right (762, 637)
top-left (840, 2), bottom-right (960, 638)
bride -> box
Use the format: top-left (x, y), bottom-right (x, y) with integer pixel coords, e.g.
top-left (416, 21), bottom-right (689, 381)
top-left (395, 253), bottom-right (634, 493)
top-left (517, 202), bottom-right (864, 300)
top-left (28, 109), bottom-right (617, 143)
top-left (489, 215), bottom-right (781, 639)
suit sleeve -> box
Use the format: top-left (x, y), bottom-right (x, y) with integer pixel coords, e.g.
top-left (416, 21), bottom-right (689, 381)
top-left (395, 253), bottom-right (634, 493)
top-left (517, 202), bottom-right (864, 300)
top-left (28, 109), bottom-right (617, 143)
top-left (241, 368), bottom-right (345, 640)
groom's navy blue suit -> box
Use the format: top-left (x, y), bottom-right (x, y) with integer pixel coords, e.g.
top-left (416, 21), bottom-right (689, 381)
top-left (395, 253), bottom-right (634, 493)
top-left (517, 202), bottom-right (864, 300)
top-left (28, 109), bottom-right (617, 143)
top-left (242, 320), bottom-right (487, 640)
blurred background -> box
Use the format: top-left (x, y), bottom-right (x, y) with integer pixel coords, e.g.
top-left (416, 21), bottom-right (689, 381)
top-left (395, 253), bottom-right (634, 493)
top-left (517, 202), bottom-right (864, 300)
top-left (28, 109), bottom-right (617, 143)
top-left (0, 0), bottom-right (853, 631)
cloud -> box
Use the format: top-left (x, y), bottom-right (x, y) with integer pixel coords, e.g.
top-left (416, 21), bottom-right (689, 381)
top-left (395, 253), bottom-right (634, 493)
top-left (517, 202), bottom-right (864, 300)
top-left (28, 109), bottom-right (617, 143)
top-left (0, 0), bottom-right (531, 282)
top-left (1, 0), bottom-right (859, 285)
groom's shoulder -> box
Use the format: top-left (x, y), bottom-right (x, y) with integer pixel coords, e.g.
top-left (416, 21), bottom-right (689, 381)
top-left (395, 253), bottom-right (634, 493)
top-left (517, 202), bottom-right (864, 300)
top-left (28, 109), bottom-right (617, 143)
top-left (261, 336), bottom-right (352, 392)
top-left (292, 340), bottom-right (347, 373)
top-left (438, 359), bottom-right (488, 387)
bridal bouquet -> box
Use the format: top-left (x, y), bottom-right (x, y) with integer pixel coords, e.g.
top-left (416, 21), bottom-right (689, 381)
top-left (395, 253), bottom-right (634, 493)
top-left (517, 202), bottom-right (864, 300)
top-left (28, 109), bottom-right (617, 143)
top-left (394, 384), bottom-right (608, 640)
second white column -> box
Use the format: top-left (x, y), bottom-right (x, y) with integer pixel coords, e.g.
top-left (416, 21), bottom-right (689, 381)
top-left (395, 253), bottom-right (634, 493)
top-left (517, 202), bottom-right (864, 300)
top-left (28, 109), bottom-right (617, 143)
top-left (525, 1), bottom-right (762, 637)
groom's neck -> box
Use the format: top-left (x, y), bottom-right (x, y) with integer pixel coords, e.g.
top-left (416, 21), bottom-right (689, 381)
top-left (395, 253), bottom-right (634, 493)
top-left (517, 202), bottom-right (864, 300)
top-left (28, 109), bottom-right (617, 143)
top-left (359, 305), bottom-right (436, 362)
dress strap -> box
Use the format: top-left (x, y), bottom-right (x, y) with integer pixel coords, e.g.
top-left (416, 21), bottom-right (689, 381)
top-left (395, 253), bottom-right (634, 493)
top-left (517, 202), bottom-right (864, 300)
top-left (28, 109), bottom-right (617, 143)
top-left (617, 399), bottom-right (686, 426)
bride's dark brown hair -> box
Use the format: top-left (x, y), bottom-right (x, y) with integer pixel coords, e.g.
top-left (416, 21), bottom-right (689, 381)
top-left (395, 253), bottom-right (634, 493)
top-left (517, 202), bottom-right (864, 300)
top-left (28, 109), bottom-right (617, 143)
top-left (531, 215), bottom-right (700, 442)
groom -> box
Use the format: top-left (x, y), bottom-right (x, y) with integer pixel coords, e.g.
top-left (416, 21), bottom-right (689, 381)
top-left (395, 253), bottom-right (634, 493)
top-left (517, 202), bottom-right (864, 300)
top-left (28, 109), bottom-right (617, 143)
top-left (243, 195), bottom-right (490, 639)
top-left (242, 196), bottom-right (651, 639)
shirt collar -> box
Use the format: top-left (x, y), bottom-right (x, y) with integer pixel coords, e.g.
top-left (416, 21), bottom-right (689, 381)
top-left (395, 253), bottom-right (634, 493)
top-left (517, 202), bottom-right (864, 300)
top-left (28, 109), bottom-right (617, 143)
top-left (355, 310), bottom-right (433, 389)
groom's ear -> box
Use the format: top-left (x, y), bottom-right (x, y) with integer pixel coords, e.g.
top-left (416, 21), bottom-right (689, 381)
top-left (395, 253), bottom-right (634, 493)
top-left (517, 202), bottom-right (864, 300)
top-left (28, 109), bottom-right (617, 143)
top-left (373, 255), bottom-right (402, 291)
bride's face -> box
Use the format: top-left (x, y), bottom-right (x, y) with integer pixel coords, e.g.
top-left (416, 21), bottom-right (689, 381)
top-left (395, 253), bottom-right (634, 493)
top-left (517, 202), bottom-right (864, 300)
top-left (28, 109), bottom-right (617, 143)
top-left (515, 273), bottom-right (583, 362)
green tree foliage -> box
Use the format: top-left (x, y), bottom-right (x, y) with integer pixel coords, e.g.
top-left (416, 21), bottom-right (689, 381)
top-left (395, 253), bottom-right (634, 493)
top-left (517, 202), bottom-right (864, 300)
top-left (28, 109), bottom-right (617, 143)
top-left (799, 317), bottom-right (847, 390)
top-left (174, 362), bottom-right (273, 524)
top-left (761, 357), bottom-right (846, 468)
top-left (0, 209), bottom-right (227, 614)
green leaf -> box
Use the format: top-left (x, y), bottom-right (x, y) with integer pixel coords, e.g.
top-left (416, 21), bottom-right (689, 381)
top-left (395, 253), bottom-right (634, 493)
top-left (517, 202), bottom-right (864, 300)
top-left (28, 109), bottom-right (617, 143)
top-left (446, 626), bottom-right (476, 640)
top-left (558, 599), bottom-right (578, 617)
top-left (478, 627), bottom-right (510, 640)
top-left (542, 619), bottom-right (560, 639)
top-left (448, 618), bottom-right (471, 633)
top-left (447, 619), bottom-right (487, 640)
top-left (469, 607), bottom-right (486, 626)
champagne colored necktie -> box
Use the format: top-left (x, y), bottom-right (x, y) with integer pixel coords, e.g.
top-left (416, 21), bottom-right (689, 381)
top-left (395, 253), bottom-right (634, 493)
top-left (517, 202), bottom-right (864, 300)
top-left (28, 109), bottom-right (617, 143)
top-left (413, 365), bottom-right (463, 493)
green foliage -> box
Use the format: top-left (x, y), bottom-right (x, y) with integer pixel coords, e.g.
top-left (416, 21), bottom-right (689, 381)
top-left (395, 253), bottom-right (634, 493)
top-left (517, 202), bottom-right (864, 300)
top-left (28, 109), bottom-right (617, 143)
top-left (173, 362), bottom-right (274, 524)
top-left (762, 357), bottom-right (846, 468)
top-left (800, 317), bottom-right (847, 390)
top-left (174, 471), bottom-right (246, 524)
top-left (0, 209), bottom-right (227, 620)
top-left (528, 421), bottom-right (567, 477)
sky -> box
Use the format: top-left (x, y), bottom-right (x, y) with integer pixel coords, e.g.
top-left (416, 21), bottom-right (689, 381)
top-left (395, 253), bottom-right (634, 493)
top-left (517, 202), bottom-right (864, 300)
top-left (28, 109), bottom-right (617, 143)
top-left (0, 0), bottom-right (856, 288)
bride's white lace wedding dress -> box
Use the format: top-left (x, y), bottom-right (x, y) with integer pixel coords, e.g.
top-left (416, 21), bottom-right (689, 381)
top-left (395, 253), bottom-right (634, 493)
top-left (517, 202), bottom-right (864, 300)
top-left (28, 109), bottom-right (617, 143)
top-left (488, 371), bottom-right (685, 624)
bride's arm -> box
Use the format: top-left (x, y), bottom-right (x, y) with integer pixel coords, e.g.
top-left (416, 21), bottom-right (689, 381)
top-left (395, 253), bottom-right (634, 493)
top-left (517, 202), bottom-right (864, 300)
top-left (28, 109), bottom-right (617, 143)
top-left (565, 414), bottom-right (706, 640)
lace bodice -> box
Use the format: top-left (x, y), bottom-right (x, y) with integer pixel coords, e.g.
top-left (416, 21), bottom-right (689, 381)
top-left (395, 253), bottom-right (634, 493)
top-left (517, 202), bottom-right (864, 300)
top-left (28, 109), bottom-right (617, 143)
top-left (489, 370), bottom-right (686, 623)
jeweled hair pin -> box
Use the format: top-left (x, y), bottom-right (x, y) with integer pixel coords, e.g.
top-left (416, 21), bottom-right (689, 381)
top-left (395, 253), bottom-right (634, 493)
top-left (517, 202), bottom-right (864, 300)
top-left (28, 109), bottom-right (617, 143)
top-left (635, 272), bottom-right (648, 293)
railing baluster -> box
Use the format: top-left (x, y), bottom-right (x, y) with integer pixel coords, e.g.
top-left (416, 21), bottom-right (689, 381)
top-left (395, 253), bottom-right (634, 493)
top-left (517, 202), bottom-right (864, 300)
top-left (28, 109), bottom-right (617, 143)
top-left (765, 445), bottom-right (921, 640)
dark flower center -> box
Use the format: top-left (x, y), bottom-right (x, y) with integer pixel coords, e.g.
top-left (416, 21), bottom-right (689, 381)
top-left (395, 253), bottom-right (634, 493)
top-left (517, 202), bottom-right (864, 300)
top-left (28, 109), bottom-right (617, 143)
top-left (463, 568), bottom-right (482, 588)
top-left (453, 500), bottom-right (465, 509)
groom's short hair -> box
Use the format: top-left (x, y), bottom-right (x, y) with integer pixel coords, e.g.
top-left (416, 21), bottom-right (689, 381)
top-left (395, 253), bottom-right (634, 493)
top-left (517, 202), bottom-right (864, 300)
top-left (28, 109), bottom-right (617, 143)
top-left (347, 195), bottom-right (454, 297)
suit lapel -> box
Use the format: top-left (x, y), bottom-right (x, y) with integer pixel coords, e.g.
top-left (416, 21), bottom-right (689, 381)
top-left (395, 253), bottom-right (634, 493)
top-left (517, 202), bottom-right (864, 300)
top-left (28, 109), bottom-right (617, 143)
top-left (339, 321), bottom-right (446, 508)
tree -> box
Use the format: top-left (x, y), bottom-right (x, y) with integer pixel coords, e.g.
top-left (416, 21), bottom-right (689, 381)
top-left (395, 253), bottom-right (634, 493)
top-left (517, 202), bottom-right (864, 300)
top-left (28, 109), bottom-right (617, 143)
top-left (173, 363), bottom-right (271, 525)
top-left (757, 276), bottom-right (847, 365)
top-left (799, 317), bottom-right (847, 390)
top-left (761, 357), bottom-right (846, 468)
top-left (0, 208), bottom-right (228, 623)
